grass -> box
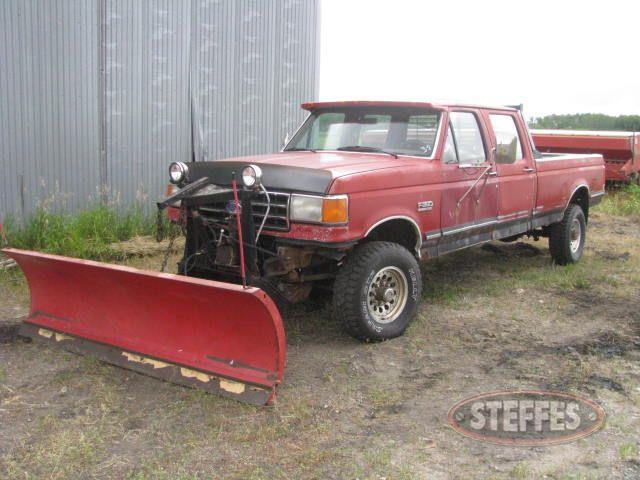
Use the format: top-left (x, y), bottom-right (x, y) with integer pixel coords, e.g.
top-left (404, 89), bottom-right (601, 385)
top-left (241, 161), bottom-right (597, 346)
top-left (619, 442), bottom-right (638, 461)
top-left (2, 205), bottom-right (161, 261)
top-left (597, 183), bottom-right (640, 217)
top-left (368, 385), bottom-right (404, 410)
top-left (511, 461), bottom-right (532, 479)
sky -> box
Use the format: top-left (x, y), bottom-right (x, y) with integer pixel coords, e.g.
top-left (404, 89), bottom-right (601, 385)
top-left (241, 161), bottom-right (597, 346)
top-left (319, 0), bottom-right (640, 119)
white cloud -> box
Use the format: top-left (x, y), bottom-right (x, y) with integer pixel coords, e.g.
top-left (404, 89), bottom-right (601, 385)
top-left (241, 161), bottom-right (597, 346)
top-left (320, 0), bottom-right (640, 118)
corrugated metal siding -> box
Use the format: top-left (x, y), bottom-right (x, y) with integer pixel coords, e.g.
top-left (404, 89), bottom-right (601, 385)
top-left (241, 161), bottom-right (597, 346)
top-left (0, 0), bottom-right (101, 218)
top-left (0, 0), bottom-right (319, 221)
top-left (191, 0), bottom-right (319, 160)
top-left (103, 0), bottom-right (192, 206)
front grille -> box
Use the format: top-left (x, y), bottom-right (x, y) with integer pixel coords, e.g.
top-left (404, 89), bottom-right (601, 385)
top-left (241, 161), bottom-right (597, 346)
top-left (198, 191), bottom-right (290, 231)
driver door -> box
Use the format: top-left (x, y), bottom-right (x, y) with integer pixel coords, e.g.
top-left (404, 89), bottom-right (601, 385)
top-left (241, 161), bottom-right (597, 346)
top-left (437, 110), bottom-right (499, 254)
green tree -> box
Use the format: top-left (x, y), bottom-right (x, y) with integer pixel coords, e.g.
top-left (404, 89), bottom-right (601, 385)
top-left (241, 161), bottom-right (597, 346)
top-left (529, 113), bottom-right (640, 131)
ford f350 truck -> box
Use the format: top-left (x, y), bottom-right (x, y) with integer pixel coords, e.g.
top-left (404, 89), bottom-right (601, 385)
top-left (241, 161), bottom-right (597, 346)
top-left (164, 101), bottom-right (605, 340)
top-left (5, 100), bottom-right (606, 405)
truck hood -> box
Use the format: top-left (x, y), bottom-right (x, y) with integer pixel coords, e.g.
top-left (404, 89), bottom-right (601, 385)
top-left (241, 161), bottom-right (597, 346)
top-left (184, 151), bottom-right (413, 194)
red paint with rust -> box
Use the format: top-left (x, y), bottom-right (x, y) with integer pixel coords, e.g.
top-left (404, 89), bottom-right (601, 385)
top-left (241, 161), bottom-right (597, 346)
top-left (217, 102), bottom-right (605, 248)
top-left (3, 248), bottom-right (286, 404)
top-left (167, 205), bottom-right (181, 222)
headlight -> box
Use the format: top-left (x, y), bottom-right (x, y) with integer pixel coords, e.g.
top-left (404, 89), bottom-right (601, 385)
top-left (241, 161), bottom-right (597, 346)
top-left (169, 162), bottom-right (188, 184)
top-left (290, 194), bottom-right (348, 225)
top-left (241, 165), bottom-right (262, 188)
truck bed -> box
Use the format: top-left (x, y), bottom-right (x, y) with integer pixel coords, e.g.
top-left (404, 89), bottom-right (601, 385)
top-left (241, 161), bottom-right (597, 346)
top-left (534, 152), bottom-right (605, 217)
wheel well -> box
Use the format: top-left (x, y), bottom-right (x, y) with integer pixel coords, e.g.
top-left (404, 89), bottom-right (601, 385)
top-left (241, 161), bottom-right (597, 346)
top-left (365, 219), bottom-right (420, 255)
top-left (569, 186), bottom-right (590, 223)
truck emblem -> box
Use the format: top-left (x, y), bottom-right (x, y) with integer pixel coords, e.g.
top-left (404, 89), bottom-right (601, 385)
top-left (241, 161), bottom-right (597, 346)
top-left (417, 201), bottom-right (434, 212)
top-left (226, 200), bottom-right (241, 214)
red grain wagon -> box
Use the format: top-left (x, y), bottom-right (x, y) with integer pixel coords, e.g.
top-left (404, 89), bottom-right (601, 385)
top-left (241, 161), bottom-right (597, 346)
top-left (532, 129), bottom-right (640, 183)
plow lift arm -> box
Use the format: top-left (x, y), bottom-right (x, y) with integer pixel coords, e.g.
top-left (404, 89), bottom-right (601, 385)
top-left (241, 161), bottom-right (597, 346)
top-left (4, 172), bottom-right (286, 406)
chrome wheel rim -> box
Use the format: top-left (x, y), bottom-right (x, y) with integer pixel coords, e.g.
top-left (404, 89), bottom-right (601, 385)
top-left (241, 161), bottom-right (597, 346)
top-left (366, 266), bottom-right (408, 324)
top-left (570, 218), bottom-right (582, 254)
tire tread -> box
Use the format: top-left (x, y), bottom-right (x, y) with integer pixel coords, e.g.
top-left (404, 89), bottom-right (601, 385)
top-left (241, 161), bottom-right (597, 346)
top-left (549, 204), bottom-right (584, 265)
top-left (333, 241), bottom-right (419, 341)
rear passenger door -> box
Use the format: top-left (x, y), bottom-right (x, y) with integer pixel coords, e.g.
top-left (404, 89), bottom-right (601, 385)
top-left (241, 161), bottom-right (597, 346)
top-left (487, 112), bottom-right (536, 238)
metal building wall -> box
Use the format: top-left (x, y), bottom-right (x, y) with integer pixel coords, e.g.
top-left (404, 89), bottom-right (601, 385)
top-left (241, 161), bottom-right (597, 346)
top-left (191, 0), bottom-right (320, 161)
top-left (0, 0), bottom-right (320, 220)
top-left (0, 0), bottom-right (101, 218)
top-left (102, 0), bottom-right (192, 206)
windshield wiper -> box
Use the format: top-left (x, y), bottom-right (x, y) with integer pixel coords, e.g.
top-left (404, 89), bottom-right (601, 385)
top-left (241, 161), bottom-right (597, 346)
top-left (336, 145), bottom-right (398, 159)
top-left (285, 147), bottom-right (317, 153)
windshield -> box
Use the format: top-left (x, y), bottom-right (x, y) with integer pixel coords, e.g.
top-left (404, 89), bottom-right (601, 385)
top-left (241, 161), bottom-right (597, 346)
top-left (285, 107), bottom-right (441, 157)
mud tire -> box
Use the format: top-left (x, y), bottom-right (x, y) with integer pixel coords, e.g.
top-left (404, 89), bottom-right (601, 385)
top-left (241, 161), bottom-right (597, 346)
top-left (549, 204), bottom-right (586, 265)
top-left (333, 241), bottom-right (422, 341)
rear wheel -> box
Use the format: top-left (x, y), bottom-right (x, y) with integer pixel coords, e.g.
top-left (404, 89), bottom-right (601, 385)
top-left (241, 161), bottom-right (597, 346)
top-left (548, 204), bottom-right (586, 265)
top-left (333, 241), bottom-right (422, 341)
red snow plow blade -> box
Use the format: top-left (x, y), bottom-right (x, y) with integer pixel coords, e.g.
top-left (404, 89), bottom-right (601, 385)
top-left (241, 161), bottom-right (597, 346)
top-left (3, 248), bottom-right (286, 405)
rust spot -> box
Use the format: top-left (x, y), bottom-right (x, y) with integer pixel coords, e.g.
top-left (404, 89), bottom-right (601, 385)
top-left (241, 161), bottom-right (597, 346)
top-left (38, 328), bottom-right (54, 339)
top-left (54, 332), bottom-right (73, 342)
top-left (220, 379), bottom-right (246, 394)
top-left (122, 352), bottom-right (171, 369)
top-left (180, 367), bottom-right (213, 383)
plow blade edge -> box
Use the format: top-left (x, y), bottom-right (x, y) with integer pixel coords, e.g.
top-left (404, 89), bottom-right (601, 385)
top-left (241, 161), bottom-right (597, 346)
top-left (3, 248), bottom-right (286, 405)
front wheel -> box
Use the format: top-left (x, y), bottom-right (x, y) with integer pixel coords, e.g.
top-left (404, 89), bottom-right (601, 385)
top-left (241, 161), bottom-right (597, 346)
top-left (548, 204), bottom-right (586, 265)
top-left (333, 241), bottom-right (422, 341)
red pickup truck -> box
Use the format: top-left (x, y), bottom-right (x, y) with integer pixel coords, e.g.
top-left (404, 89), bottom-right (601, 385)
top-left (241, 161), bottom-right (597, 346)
top-left (165, 101), bottom-right (606, 342)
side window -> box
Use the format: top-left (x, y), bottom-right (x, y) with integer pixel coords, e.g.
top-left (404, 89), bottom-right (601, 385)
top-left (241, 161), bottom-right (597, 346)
top-left (490, 114), bottom-right (523, 164)
top-left (442, 125), bottom-right (458, 164)
top-left (449, 112), bottom-right (486, 164)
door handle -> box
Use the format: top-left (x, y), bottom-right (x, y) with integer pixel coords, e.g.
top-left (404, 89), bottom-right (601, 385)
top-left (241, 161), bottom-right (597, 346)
top-left (488, 171), bottom-right (498, 176)
top-left (523, 167), bottom-right (534, 173)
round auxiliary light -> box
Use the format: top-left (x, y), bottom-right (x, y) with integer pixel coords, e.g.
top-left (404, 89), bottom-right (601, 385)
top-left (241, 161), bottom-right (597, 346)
top-left (241, 165), bottom-right (262, 188)
top-left (169, 162), bottom-right (188, 184)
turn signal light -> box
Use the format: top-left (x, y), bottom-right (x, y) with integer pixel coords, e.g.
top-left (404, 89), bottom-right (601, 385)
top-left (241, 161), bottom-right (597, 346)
top-left (322, 196), bottom-right (348, 224)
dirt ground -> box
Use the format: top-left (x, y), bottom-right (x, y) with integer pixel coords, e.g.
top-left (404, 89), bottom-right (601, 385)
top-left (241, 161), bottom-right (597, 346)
top-left (1, 210), bottom-right (639, 479)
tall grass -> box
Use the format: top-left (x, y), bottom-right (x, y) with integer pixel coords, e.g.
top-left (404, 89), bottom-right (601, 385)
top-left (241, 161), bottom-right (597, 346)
top-left (3, 205), bottom-right (159, 260)
top-left (597, 183), bottom-right (640, 217)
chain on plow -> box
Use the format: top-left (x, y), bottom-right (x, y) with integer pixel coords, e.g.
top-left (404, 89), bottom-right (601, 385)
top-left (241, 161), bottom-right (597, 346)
top-left (160, 233), bottom-right (177, 273)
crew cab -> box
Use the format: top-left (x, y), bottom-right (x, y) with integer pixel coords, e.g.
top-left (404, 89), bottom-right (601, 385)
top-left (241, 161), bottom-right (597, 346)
top-left (162, 101), bottom-right (605, 341)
